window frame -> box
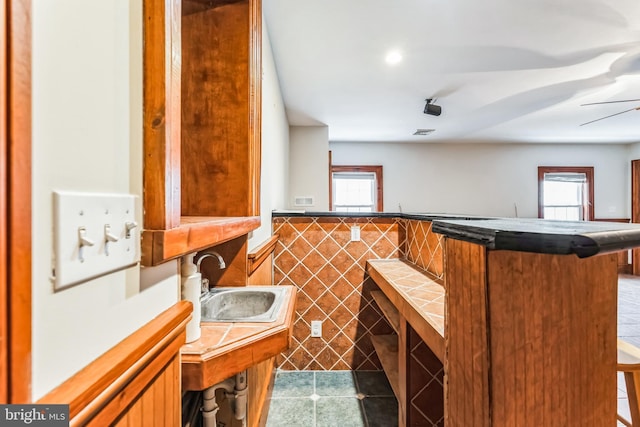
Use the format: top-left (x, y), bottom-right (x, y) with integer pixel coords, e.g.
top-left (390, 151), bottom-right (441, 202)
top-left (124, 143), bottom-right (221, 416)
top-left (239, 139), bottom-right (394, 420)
top-left (330, 165), bottom-right (383, 212)
top-left (538, 166), bottom-right (594, 221)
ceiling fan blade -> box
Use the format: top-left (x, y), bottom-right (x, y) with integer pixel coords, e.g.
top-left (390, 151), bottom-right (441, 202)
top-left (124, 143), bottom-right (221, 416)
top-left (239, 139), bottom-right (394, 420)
top-left (581, 98), bottom-right (640, 106)
top-left (580, 107), bottom-right (639, 126)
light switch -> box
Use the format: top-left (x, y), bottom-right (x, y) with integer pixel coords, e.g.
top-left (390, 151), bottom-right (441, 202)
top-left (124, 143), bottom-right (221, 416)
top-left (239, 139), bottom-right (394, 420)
top-left (52, 190), bottom-right (140, 290)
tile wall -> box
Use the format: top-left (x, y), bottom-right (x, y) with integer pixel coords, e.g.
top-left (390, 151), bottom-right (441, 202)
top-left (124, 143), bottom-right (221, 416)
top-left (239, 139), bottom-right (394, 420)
top-left (407, 326), bottom-right (444, 426)
top-left (273, 216), bottom-right (404, 370)
top-left (273, 216), bottom-right (446, 371)
top-left (404, 219), bottom-right (445, 283)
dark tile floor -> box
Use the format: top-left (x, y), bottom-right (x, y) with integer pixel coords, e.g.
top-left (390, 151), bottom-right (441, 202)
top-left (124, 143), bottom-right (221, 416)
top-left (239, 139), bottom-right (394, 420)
top-left (618, 275), bottom-right (640, 425)
top-left (265, 276), bottom-right (640, 427)
top-left (265, 370), bottom-right (398, 427)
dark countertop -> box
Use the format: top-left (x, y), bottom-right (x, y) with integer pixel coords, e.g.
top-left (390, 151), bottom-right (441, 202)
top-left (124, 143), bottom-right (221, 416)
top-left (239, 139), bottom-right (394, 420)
top-left (271, 210), bottom-right (486, 221)
top-left (431, 218), bottom-right (640, 258)
top-left (271, 211), bottom-right (640, 257)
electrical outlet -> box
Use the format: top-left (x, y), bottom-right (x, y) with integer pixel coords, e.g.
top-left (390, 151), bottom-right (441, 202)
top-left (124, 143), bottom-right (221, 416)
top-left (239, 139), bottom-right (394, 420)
top-left (311, 320), bottom-right (322, 337)
top-left (350, 226), bottom-right (361, 242)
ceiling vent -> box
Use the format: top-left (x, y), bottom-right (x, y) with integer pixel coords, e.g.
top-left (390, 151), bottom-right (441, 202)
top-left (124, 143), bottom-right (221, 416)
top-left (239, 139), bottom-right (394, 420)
top-left (413, 129), bottom-right (435, 136)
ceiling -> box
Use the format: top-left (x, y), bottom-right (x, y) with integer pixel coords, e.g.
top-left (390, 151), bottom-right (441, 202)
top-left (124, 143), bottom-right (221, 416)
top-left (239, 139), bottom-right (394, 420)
top-left (263, 0), bottom-right (640, 144)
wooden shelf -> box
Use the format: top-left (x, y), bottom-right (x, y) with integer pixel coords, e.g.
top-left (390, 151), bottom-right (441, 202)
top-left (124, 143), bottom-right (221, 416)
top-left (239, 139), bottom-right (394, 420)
top-left (371, 290), bottom-right (400, 334)
top-left (141, 216), bottom-right (261, 266)
top-left (371, 334), bottom-right (400, 400)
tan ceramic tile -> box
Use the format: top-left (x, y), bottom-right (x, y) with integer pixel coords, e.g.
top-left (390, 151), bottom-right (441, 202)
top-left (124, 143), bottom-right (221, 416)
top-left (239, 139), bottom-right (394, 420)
top-left (301, 277), bottom-right (327, 301)
top-left (329, 277), bottom-right (356, 300)
top-left (315, 264), bottom-right (341, 287)
top-left (289, 237), bottom-right (314, 261)
top-left (274, 249), bottom-right (298, 275)
top-left (287, 264), bottom-right (314, 287)
top-left (182, 324), bottom-right (230, 353)
top-left (316, 238), bottom-right (341, 261)
top-left (316, 290), bottom-right (341, 315)
top-left (219, 325), bottom-right (267, 346)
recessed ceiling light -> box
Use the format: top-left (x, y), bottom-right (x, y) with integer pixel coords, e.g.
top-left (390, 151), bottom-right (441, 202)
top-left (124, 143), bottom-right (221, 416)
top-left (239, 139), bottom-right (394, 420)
top-left (385, 50), bottom-right (402, 65)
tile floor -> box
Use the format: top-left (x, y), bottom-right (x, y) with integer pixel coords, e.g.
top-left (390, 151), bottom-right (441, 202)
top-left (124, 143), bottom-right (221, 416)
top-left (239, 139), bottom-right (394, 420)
top-left (618, 274), bottom-right (640, 426)
top-left (265, 370), bottom-right (398, 427)
top-left (265, 275), bottom-right (640, 427)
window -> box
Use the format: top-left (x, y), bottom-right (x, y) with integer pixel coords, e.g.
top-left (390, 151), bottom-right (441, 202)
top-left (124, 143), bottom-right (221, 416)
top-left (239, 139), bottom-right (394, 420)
top-left (330, 166), bottom-right (383, 212)
top-left (538, 166), bottom-right (594, 221)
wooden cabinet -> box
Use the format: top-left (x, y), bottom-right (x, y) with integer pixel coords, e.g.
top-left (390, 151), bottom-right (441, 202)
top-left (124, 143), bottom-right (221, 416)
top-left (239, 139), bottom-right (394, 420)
top-left (142, 0), bottom-right (262, 266)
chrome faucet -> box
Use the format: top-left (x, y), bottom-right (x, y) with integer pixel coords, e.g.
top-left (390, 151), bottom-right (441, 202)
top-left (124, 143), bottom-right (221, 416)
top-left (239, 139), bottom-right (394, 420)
top-left (194, 251), bottom-right (226, 295)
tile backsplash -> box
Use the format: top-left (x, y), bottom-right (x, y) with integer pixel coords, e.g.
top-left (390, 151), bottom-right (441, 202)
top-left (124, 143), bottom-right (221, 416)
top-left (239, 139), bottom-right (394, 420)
top-left (273, 216), bottom-right (403, 370)
top-left (404, 219), bottom-right (445, 283)
top-left (273, 216), bottom-right (445, 371)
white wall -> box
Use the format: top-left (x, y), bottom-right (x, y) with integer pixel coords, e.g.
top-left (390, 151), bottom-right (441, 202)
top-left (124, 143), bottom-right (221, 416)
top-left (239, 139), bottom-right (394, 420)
top-left (32, 0), bottom-right (178, 399)
top-left (248, 18), bottom-right (290, 250)
top-left (289, 126), bottom-right (329, 210)
top-left (329, 142), bottom-right (629, 219)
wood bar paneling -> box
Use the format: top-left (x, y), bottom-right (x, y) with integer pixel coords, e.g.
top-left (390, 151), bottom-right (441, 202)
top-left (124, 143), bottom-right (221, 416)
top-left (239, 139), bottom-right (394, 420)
top-left (486, 250), bottom-right (617, 427)
top-left (247, 357), bottom-right (275, 427)
top-left (143, 0), bottom-right (182, 230)
top-left (445, 238), bottom-right (490, 427)
top-left (246, 236), bottom-right (277, 426)
top-left (633, 159), bottom-right (640, 275)
top-left (38, 302), bottom-right (191, 425)
top-left (181, 0), bottom-right (261, 218)
top-left (1, 0), bottom-right (8, 402)
top-left (6, 0), bottom-right (31, 403)
top-left (247, 234), bottom-right (278, 277)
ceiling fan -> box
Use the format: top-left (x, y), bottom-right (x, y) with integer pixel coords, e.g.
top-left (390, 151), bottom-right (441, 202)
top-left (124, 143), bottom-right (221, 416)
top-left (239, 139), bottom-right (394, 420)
top-left (580, 98), bottom-right (640, 126)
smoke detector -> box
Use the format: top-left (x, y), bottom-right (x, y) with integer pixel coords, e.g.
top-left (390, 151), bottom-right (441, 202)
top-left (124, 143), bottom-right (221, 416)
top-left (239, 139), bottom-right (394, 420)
top-left (413, 129), bottom-right (435, 136)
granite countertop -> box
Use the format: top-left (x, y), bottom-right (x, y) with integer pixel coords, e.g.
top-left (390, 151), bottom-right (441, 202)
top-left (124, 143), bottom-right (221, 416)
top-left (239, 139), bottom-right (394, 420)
top-left (431, 218), bottom-right (640, 258)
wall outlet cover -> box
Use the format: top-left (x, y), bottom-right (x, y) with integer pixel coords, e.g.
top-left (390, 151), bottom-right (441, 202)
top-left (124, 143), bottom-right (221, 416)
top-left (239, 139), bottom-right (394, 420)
top-left (350, 226), bottom-right (361, 242)
top-left (311, 320), bottom-right (322, 337)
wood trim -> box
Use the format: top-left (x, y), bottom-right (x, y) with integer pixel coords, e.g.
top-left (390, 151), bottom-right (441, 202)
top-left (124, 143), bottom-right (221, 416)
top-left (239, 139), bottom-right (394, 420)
top-left (537, 166), bottom-right (594, 220)
top-left (1, 0), bottom-right (8, 402)
top-left (632, 160), bottom-right (640, 275)
top-left (143, 0), bottom-right (182, 230)
top-left (248, 0), bottom-right (262, 217)
top-left (328, 150), bottom-right (332, 210)
top-left (38, 301), bottom-right (191, 424)
top-left (330, 165), bottom-right (384, 212)
top-left (247, 234), bottom-right (278, 276)
top-left (7, 0), bottom-right (31, 403)
top-left (142, 215), bottom-right (261, 266)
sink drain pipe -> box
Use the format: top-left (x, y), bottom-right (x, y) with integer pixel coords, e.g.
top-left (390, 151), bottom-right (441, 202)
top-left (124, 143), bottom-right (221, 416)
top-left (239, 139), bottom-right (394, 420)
top-left (201, 370), bottom-right (248, 427)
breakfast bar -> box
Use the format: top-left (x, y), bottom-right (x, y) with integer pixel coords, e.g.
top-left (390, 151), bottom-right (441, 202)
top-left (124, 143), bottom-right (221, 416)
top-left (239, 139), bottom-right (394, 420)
top-left (273, 212), bottom-right (640, 427)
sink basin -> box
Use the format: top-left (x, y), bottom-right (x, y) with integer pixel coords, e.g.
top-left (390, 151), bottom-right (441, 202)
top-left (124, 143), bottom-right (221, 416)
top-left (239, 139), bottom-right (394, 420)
top-left (200, 286), bottom-right (287, 323)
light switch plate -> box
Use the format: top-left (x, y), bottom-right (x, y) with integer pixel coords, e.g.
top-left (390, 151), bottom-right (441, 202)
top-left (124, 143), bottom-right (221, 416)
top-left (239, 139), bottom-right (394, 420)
top-left (52, 190), bottom-right (140, 290)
